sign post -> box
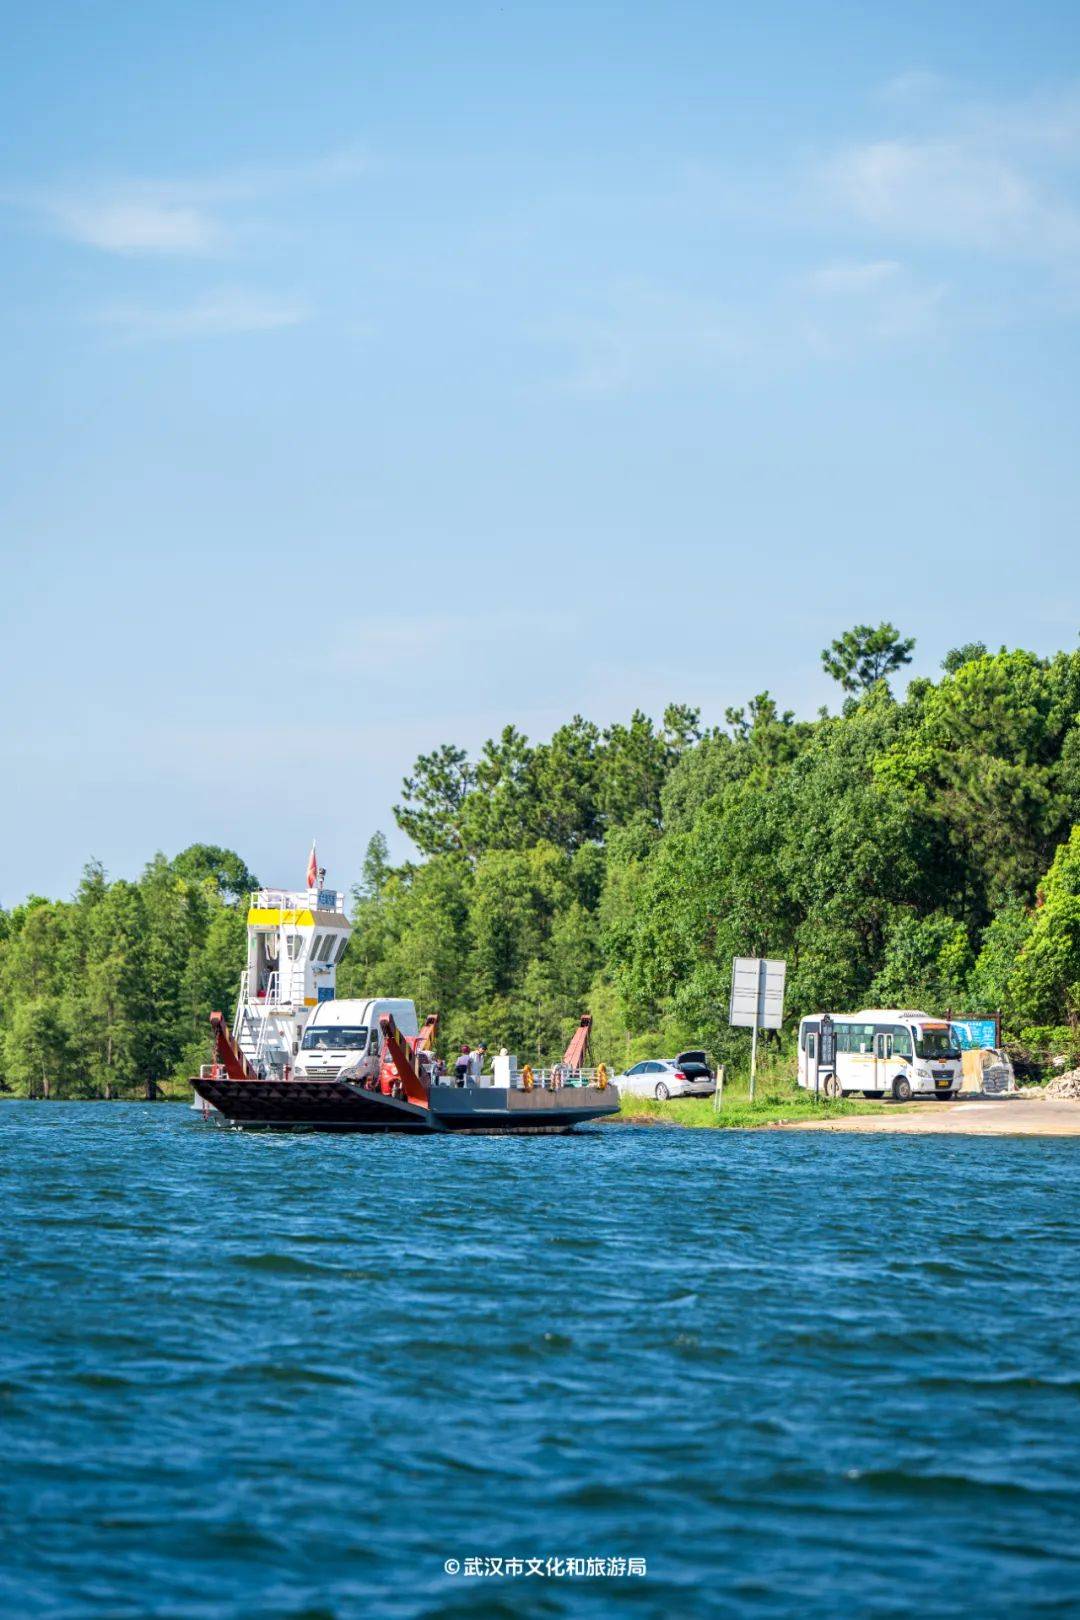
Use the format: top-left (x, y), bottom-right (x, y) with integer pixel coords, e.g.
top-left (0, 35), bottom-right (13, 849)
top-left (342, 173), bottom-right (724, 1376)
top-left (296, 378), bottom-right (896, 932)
top-left (728, 957), bottom-right (787, 1102)
top-left (819, 1013), bottom-right (836, 1100)
top-left (750, 971), bottom-right (760, 1101)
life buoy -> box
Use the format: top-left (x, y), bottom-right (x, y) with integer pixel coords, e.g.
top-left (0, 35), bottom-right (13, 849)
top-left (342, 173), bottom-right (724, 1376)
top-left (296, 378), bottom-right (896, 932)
top-left (522, 1064), bottom-right (535, 1091)
top-left (597, 1063), bottom-right (608, 1090)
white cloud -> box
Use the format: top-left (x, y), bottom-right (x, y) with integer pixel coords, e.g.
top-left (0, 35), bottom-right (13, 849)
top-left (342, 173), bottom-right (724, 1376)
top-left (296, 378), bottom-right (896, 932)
top-left (542, 282), bottom-right (747, 395)
top-left (97, 288), bottom-right (310, 339)
top-left (51, 198), bottom-right (223, 255)
top-left (875, 69), bottom-right (950, 106)
top-left (825, 137), bottom-right (1080, 259)
top-left (802, 261), bottom-right (944, 351)
top-left (822, 85), bottom-right (1080, 265)
top-left (20, 146), bottom-right (369, 257)
top-left (809, 259), bottom-right (902, 293)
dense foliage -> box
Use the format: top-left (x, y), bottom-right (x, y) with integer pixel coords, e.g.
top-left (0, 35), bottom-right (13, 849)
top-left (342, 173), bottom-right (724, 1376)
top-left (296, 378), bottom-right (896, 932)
top-left (342, 635), bottom-right (1080, 1074)
top-left (0, 847), bottom-right (253, 1097)
top-left (3, 633), bottom-right (1080, 1097)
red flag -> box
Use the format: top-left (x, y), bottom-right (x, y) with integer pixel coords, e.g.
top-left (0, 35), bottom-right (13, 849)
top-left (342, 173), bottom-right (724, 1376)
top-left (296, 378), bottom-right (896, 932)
top-left (306, 842), bottom-right (318, 889)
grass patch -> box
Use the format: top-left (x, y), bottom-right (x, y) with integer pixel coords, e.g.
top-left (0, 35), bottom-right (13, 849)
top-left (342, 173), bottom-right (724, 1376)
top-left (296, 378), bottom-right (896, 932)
top-left (612, 1079), bottom-right (885, 1130)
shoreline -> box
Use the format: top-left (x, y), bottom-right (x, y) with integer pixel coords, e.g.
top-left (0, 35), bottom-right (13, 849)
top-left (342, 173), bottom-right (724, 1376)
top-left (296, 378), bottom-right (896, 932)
top-left (770, 1095), bottom-right (1080, 1137)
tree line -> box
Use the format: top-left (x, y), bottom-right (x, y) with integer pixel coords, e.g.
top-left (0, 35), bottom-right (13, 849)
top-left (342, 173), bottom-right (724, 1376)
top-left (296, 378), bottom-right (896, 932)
top-left (3, 627), bottom-right (1079, 1097)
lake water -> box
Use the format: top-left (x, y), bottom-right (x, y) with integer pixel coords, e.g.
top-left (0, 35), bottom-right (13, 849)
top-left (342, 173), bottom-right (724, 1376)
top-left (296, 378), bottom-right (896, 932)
top-left (1, 1102), bottom-right (1078, 1619)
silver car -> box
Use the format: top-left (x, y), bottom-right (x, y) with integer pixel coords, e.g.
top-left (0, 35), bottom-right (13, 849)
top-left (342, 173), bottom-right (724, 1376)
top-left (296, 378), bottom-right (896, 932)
top-left (614, 1059), bottom-right (716, 1101)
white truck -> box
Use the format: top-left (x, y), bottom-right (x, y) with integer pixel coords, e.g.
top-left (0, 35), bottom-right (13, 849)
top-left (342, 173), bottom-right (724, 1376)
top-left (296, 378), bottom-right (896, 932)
top-left (292, 998), bottom-right (419, 1085)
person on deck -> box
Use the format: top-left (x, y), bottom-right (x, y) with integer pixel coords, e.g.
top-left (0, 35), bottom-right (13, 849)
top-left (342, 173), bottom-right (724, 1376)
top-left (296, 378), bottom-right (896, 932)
top-left (454, 1046), bottom-right (470, 1086)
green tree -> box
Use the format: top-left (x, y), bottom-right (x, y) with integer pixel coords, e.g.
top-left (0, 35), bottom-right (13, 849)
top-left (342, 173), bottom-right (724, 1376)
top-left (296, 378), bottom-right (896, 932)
top-left (394, 745), bottom-right (476, 856)
top-left (171, 844), bottom-right (257, 902)
top-left (77, 881), bottom-right (150, 1098)
top-left (2, 997), bottom-right (69, 1098)
top-left (822, 622), bottom-right (916, 694)
top-left (967, 902), bottom-right (1032, 1022)
top-left (942, 642), bottom-right (988, 675)
top-left (358, 831), bottom-right (392, 899)
top-left (870, 912), bottom-right (973, 1012)
top-left (1009, 827), bottom-right (1080, 1026)
top-left (875, 648), bottom-right (1080, 905)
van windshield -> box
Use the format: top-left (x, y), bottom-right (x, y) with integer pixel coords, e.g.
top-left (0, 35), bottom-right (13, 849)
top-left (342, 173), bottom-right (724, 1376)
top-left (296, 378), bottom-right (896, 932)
top-left (302, 1026), bottom-right (368, 1050)
top-left (915, 1027), bottom-right (959, 1060)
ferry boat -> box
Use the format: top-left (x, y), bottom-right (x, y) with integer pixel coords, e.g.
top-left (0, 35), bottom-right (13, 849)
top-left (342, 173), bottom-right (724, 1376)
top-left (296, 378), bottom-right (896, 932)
top-left (190, 865), bottom-right (619, 1133)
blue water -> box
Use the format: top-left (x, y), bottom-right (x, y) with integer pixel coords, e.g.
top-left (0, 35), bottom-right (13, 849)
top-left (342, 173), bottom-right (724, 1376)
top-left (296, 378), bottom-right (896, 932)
top-left (1, 1104), bottom-right (1078, 1619)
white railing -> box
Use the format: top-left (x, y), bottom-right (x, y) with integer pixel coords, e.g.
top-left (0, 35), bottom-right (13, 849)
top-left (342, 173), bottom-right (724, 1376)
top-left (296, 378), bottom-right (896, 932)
top-left (233, 970), bottom-right (250, 1035)
top-left (232, 971), bottom-right (282, 1070)
top-left (430, 1066), bottom-right (605, 1091)
top-left (251, 888), bottom-right (345, 914)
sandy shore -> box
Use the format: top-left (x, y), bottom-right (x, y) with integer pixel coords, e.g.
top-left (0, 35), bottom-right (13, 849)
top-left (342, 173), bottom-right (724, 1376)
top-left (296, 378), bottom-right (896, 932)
top-left (777, 1094), bottom-right (1080, 1137)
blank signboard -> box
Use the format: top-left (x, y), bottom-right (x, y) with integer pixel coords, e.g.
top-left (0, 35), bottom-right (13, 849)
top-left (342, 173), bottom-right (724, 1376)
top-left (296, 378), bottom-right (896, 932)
top-left (729, 957), bottom-right (787, 1030)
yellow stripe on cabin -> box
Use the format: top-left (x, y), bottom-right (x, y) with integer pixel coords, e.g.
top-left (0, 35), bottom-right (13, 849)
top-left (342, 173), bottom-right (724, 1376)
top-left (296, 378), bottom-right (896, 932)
top-left (246, 908), bottom-right (316, 927)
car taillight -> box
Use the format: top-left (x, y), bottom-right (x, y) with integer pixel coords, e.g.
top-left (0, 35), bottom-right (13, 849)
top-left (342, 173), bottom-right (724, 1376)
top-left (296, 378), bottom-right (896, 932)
top-left (673, 1070), bottom-right (686, 1081)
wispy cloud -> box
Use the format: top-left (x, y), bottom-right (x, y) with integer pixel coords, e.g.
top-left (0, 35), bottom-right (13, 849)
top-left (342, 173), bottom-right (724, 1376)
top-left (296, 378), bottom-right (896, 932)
top-left (802, 260), bottom-right (945, 349)
top-left (809, 259), bottom-right (903, 294)
top-left (51, 198), bottom-right (223, 255)
top-left (821, 86), bottom-right (1080, 265)
top-left (875, 69), bottom-right (951, 106)
top-left (17, 146), bottom-right (369, 257)
top-left (542, 281), bottom-right (747, 395)
top-left (97, 287), bottom-right (310, 340)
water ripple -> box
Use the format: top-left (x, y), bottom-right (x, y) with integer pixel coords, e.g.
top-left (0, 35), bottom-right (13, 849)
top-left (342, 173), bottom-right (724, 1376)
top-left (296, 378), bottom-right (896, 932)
top-left (1, 1102), bottom-right (1078, 1619)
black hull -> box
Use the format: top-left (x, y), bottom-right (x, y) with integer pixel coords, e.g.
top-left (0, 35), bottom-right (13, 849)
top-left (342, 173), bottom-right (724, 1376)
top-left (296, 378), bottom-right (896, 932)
top-left (191, 1077), bottom-right (619, 1133)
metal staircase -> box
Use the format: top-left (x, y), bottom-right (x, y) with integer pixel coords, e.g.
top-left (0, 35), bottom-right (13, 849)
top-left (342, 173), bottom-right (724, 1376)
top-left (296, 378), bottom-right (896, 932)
top-left (232, 971), bottom-right (288, 1075)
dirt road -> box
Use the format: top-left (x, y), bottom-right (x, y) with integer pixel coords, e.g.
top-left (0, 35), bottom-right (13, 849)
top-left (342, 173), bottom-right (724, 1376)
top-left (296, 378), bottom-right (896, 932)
top-left (778, 1093), bottom-right (1080, 1136)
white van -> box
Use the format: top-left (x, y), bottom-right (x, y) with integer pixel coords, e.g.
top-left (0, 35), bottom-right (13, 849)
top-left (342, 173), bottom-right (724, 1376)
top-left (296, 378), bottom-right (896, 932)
top-left (293, 998), bottom-right (418, 1084)
top-left (797, 1009), bottom-right (962, 1102)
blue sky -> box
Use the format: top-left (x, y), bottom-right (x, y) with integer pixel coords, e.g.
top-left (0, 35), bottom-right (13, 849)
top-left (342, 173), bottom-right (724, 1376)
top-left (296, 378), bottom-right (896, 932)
top-left (2, 1), bottom-right (1079, 904)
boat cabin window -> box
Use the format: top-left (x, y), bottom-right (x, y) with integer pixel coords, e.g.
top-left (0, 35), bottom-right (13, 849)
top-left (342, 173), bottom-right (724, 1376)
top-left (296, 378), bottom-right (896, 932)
top-left (286, 933), bottom-right (302, 960)
top-left (314, 935), bottom-right (335, 962)
top-left (302, 1025), bottom-right (368, 1050)
top-left (914, 1027), bottom-right (959, 1060)
top-left (334, 937), bottom-right (349, 964)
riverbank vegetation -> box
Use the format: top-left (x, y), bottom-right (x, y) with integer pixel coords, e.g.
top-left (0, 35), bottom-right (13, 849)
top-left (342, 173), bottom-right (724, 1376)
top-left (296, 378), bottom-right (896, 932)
top-left (2, 627), bottom-right (1079, 1098)
top-left (614, 1083), bottom-right (880, 1130)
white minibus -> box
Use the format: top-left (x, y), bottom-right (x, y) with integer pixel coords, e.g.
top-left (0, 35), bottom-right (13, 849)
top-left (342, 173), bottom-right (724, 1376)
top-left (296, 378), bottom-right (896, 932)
top-left (797, 1009), bottom-right (961, 1102)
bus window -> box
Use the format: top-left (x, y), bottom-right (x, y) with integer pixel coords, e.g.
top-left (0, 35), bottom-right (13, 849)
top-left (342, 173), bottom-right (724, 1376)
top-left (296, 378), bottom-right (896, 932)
top-left (842, 1023), bottom-right (873, 1054)
top-left (915, 1027), bottom-right (959, 1059)
top-left (890, 1025), bottom-right (913, 1058)
top-left (800, 1021), bottom-right (819, 1050)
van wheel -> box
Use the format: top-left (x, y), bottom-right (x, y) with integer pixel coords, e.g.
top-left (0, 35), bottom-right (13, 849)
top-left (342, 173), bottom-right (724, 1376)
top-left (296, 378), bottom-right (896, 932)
top-left (655, 1082), bottom-right (670, 1101)
top-left (892, 1075), bottom-right (913, 1103)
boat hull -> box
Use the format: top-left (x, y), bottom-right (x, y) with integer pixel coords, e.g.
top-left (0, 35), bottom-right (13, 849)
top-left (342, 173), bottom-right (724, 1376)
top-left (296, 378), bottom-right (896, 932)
top-left (190, 1076), bottom-right (619, 1133)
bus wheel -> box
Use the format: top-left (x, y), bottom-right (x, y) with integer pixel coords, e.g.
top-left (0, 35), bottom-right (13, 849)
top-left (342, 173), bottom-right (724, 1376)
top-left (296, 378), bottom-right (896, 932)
top-left (823, 1073), bottom-right (841, 1099)
top-left (892, 1075), bottom-right (913, 1103)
